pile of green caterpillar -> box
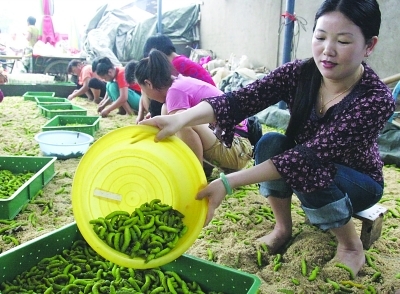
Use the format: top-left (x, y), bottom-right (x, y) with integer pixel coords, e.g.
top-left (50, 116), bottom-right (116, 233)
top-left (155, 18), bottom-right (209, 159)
top-left (90, 199), bottom-right (188, 263)
top-left (0, 169), bottom-right (34, 199)
top-left (0, 239), bottom-right (219, 294)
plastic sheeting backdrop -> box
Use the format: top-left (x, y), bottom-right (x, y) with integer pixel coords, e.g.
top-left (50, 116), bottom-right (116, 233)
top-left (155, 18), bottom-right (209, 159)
top-left (82, 4), bottom-right (200, 65)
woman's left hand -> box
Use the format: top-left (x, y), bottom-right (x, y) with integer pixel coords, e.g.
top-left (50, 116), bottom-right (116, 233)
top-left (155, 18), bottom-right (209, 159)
top-left (196, 178), bottom-right (227, 226)
top-left (100, 108), bottom-right (110, 117)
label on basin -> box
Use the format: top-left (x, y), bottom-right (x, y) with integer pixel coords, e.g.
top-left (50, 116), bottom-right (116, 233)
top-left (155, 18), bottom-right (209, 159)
top-left (93, 188), bottom-right (122, 201)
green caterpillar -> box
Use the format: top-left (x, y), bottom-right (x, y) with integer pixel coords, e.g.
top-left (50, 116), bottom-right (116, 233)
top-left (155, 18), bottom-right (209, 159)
top-left (89, 199), bottom-right (188, 263)
top-left (0, 169), bottom-right (34, 199)
top-left (0, 239), bottom-right (213, 293)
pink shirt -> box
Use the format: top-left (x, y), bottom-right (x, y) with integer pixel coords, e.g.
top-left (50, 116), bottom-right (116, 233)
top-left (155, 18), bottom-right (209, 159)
top-left (172, 55), bottom-right (216, 86)
top-left (166, 75), bottom-right (222, 114)
top-left (166, 75), bottom-right (248, 133)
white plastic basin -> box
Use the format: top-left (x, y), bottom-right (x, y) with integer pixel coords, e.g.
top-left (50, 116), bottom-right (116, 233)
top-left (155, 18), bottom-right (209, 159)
top-left (35, 131), bottom-right (94, 159)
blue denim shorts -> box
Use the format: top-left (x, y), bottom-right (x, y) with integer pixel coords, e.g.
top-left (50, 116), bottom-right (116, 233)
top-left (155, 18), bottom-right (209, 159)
top-left (254, 132), bottom-right (384, 230)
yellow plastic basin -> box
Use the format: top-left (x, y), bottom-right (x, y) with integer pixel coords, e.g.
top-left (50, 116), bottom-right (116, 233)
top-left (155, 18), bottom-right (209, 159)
top-left (72, 125), bottom-right (207, 269)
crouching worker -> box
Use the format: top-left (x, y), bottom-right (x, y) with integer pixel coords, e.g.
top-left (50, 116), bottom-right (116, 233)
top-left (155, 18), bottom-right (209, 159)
top-left (133, 49), bottom-right (253, 174)
top-left (67, 59), bottom-right (106, 103)
top-left (93, 57), bottom-right (141, 117)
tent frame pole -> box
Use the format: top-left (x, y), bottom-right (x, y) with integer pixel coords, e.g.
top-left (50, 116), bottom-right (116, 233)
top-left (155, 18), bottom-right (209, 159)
top-left (157, 0), bottom-right (163, 33)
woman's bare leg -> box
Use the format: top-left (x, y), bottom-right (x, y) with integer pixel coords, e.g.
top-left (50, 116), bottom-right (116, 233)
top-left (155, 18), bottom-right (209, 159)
top-left (330, 219), bottom-right (365, 276)
top-left (192, 124), bottom-right (222, 150)
top-left (257, 196), bottom-right (292, 253)
top-left (176, 127), bottom-right (204, 163)
top-left (90, 88), bottom-right (102, 104)
top-left (85, 90), bottom-right (94, 101)
top-left (121, 102), bottom-right (134, 115)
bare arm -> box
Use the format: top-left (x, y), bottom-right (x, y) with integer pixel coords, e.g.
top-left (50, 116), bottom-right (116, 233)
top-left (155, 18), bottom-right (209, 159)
top-left (104, 86), bottom-right (129, 113)
top-left (97, 93), bottom-right (110, 113)
top-left (198, 159), bottom-right (281, 225)
top-left (140, 101), bottom-right (216, 141)
top-left (141, 92), bottom-right (150, 111)
top-left (25, 31), bottom-right (32, 43)
top-left (136, 96), bottom-right (146, 124)
top-left (68, 77), bottom-right (90, 100)
top-left (224, 160), bottom-right (281, 189)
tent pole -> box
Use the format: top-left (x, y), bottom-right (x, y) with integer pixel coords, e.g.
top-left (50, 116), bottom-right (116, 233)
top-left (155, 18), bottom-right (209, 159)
top-left (279, 0), bottom-right (295, 109)
top-left (157, 0), bottom-right (162, 34)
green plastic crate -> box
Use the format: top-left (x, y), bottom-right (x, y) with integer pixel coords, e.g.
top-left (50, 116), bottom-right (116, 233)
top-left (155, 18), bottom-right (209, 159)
top-left (41, 115), bottom-right (101, 136)
top-left (0, 222), bottom-right (261, 293)
top-left (38, 104), bottom-right (87, 119)
top-left (35, 97), bottom-right (71, 106)
top-left (23, 91), bottom-right (55, 101)
top-left (0, 156), bottom-right (56, 220)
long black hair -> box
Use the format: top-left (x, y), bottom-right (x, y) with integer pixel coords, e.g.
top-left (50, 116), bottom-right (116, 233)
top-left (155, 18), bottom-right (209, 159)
top-left (134, 49), bottom-right (174, 90)
top-left (285, 0), bottom-right (381, 139)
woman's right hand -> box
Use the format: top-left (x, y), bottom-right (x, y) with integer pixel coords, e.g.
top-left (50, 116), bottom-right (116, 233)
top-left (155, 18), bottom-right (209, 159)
top-left (139, 114), bottom-right (184, 142)
top-left (135, 112), bottom-right (151, 125)
top-left (97, 104), bottom-right (106, 114)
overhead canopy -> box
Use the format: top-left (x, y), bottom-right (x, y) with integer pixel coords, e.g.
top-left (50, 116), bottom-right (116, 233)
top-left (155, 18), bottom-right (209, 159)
top-left (81, 3), bottom-right (200, 65)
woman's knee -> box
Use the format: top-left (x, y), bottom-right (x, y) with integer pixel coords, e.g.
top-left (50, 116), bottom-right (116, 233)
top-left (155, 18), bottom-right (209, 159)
top-left (255, 132), bottom-right (295, 164)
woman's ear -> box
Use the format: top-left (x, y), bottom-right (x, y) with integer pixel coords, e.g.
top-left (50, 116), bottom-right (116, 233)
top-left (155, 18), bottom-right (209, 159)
top-left (144, 79), bottom-right (153, 89)
top-left (365, 36), bottom-right (378, 57)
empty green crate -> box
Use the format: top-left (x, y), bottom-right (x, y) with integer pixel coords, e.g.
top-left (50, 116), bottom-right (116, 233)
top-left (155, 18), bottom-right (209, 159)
top-left (0, 222), bottom-right (261, 293)
top-left (23, 91), bottom-right (55, 101)
top-left (42, 115), bottom-right (101, 136)
top-left (35, 97), bottom-right (71, 106)
top-left (0, 156), bottom-right (56, 220)
top-left (38, 104), bottom-right (87, 119)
